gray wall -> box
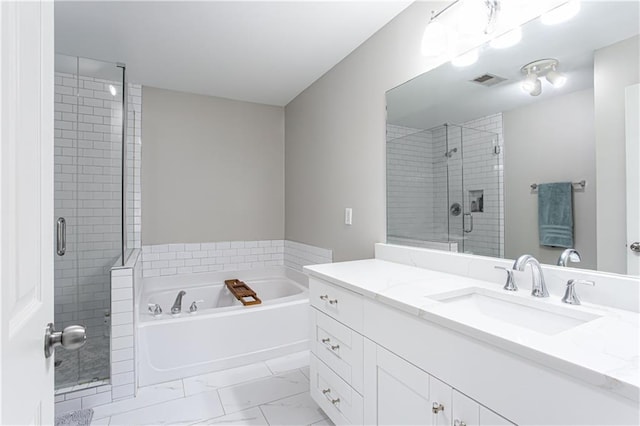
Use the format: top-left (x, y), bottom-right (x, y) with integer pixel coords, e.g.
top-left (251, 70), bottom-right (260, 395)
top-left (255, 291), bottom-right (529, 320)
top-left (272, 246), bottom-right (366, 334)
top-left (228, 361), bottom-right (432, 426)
top-left (594, 35), bottom-right (639, 274)
top-left (284, 1), bottom-right (466, 262)
top-left (283, 2), bottom-right (560, 262)
top-left (503, 89), bottom-right (596, 269)
top-left (142, 87), bottom-right (285, 245)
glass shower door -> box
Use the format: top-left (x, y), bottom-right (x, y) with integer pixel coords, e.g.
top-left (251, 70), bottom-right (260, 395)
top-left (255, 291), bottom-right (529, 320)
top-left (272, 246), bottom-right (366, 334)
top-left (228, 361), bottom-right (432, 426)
top-left (54, 55), bottom-right (125, 390)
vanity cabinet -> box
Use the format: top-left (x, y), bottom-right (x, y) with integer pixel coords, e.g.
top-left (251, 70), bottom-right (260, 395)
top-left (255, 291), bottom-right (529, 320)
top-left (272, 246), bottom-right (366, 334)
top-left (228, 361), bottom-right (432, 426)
top-left (309, 277), bottom-right (515, 426)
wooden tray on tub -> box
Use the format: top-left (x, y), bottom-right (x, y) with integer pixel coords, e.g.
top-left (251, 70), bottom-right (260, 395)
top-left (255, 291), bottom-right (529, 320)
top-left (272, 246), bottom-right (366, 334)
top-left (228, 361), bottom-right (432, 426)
top-left (224, 279), bottom-right (262, 306)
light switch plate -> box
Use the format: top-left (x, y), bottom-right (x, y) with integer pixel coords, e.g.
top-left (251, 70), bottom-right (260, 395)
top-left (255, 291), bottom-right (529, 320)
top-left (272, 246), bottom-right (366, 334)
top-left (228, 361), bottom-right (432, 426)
top-left (345, 208), bottom-right (353, 225)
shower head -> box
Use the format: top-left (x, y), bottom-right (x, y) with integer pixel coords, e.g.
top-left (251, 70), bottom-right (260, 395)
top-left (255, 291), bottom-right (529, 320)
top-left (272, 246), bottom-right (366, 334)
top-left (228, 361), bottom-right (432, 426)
top-left (445, 148), bottom-right (458, 158)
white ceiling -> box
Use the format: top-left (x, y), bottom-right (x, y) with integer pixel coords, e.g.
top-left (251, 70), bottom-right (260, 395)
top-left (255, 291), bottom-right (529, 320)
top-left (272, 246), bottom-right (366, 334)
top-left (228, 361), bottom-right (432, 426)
top-left (55, 1), bottom-right (412, 106)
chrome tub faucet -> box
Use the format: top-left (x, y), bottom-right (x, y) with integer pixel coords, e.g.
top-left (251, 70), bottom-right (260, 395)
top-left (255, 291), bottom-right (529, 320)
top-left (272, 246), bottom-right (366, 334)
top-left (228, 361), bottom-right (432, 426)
top-left (171, 290), bottom-right (187, 314)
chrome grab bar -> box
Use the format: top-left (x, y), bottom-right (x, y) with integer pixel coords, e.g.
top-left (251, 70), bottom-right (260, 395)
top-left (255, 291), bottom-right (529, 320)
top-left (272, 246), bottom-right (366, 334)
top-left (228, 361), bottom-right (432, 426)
top-left (56, 217), bottom-right (66, 256)
top-left (463, 213), bottom-right (473, 233)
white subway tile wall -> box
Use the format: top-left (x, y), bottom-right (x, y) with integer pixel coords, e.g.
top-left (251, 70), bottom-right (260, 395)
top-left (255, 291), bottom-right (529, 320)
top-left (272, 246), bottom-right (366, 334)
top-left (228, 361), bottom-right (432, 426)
top-left (53, 70), bottom-right (142, 389)
top-left (387, 113), bottom-right (504, 257)
top-left (54, 265), bottom-right (136, 410)
top-left (142, 240), bottom-right (332, 277)
top-left (284, 240), bottom-right (332, 272)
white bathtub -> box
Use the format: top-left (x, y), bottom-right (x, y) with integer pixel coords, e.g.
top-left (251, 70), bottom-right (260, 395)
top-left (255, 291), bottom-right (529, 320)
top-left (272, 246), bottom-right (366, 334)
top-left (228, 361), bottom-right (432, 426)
top-left (137, 267), bottom-right (309, 386)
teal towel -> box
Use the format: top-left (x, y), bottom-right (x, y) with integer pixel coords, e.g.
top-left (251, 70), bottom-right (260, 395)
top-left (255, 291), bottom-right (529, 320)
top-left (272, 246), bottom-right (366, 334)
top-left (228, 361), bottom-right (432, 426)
top-left (538, 182), bottom-right (574, 248)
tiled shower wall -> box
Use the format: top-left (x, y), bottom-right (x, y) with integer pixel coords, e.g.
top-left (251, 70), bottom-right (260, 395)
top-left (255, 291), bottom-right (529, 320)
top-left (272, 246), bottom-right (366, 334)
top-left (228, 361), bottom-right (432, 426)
top-left (387, 113), bottom-right (504, 258)
top-left (53, 71), bottom-right (141, 389)
top-left (387, 125), bottom-right (435, 241)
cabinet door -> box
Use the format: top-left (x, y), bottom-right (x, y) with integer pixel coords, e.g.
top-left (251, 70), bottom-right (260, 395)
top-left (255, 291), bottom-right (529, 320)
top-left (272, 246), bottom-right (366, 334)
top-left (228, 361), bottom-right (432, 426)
top-left (479, 406), bottom-right (515, 426)
top-left (364, 340), bottom-right (452, 425)
top-left (453, 390), bottom-right (480, 426)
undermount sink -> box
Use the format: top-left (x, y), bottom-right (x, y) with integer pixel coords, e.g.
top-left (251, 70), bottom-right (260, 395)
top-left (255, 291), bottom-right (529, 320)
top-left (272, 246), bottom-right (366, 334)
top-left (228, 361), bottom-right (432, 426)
top-left (429, 287), bottom-right (601, 335)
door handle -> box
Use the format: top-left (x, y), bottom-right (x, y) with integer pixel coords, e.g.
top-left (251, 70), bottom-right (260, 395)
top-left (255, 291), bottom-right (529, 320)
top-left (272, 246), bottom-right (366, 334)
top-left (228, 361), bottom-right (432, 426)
top-left (463, 213), bottom-right (473, 233)
top-left (44, 323), bottom-right (86, 358)
top-left (631, 242), bottom-right (640, 253)
top-left (56, 217), bottom-right (66, 256)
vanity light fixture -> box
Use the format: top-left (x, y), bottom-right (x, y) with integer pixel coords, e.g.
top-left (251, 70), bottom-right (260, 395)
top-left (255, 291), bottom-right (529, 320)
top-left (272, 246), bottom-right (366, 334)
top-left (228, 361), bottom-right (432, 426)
top-left (489, 26), bottom-right (522, 49)
top-left (520, 58), bottom-right (566, 96)
top-left (421, 0), bottom-right (500, 57)
top-left (540, 0), bottom-right (581, 25)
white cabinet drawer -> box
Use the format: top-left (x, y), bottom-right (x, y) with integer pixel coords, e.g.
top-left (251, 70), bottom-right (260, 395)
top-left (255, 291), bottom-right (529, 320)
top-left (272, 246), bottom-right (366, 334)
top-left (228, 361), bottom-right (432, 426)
top-left (310, 278), bottom-right (363, 332)
top-left (311, 309), bottom-right (364, 393)
top-left (310, 354), bottom-right (363, 426)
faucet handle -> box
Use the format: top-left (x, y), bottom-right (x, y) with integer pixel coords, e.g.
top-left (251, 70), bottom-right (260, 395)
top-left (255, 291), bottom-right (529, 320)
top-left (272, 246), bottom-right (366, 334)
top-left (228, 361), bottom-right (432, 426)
top-left (562, 279), bottom-right (595, 305)
top-left (494, 266), bottom-right (517, 291)
top-left (189, 300), bottom-right (204, 313)
top-left (148, 303), bottom-right (162, 316)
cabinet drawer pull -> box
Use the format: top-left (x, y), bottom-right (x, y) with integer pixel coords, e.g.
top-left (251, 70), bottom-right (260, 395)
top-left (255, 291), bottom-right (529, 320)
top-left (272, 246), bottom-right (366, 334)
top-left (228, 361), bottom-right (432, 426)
top-left (329, 299), bottom-right (338, 305)
top-left (331, 397), bottom-right (340, 405)
top-left (319, 295), bottom-right (328, 300)
top-left (454, 420), bottom-right (466, 426)
top-left (321, 338), bottom-right (330, 343)
top-left (330, 344), bottom-right (340, 351)
top-left (432, 402), bottom-right (444, 414)
top-left (322, 388), bottom-right (331, 394)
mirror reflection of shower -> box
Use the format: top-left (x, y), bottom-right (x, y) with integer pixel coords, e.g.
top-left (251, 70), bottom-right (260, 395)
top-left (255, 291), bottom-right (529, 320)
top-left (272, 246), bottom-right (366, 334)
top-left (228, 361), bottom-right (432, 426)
top-left (445, 147), bottom-right (458, 158)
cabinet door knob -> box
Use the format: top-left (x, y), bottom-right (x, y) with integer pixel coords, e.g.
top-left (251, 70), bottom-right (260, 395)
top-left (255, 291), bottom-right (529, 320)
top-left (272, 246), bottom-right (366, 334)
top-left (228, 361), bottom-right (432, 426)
top-left (432, 402), bottom-right (444, 414)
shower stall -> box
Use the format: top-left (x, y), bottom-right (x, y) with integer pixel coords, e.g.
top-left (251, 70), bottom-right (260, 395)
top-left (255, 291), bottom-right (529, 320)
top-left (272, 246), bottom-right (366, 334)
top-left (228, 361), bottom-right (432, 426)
top-left (387, 121), bottom-right (503, 257)
top-left (53, 54), bottom-right (140, 391)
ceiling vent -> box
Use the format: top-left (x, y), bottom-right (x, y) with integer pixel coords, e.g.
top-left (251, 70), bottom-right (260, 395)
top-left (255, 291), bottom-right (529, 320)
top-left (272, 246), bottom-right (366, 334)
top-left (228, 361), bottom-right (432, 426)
top-left (470, 73), bottom-right (507, 87)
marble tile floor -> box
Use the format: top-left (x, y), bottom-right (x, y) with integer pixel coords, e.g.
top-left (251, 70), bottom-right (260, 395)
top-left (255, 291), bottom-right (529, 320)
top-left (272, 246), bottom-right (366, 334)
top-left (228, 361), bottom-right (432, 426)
top-left (67, 350), bottom-right (332, 426)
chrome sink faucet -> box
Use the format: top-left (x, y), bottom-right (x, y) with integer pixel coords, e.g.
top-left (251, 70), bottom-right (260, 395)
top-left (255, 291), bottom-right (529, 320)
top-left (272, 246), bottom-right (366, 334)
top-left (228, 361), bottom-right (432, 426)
top-left (513, 255), bottom-right (549, 298)
top-left (557, 248), bottom-right (581, 267)
top-left (171, 290), bottom-right (187, 314)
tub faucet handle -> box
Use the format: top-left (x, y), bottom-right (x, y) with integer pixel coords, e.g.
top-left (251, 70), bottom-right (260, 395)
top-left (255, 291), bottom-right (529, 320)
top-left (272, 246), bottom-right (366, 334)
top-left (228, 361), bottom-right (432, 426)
top-left (189, 300), bottom-right (204, 313)
top-left (148, 303), bottom-right (162, 316)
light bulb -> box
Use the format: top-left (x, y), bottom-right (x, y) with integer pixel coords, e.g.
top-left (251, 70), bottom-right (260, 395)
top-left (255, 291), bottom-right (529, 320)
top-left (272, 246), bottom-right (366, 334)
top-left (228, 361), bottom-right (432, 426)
top-left (109, 84), bottom-right (117, 96)
top-left (521, 73), bottom-right (542, 96)
top-left (421, 19), bottom-right (447, 57)
top-left (546, 70), bottom-right (567, 88)
top-left (451, 48), bottom-right (479, 67)
top-left (457, 0), bottom-right (488, 37)
top-left (489, 27), bottom-right (522, 49)
top-left (541, 1), bottom-right (581, 25)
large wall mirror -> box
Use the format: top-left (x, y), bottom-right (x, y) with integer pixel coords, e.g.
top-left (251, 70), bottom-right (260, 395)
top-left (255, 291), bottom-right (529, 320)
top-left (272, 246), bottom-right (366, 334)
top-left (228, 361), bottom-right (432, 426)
top-left (386, 1), bottom-right (639, 275)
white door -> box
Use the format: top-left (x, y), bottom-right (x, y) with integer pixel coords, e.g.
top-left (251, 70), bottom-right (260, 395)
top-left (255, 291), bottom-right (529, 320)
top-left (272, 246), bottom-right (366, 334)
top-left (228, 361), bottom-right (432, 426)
top-left (1, 1), bottom-right (55, 424)
top-left (625, 84), bottom-right (640, 275)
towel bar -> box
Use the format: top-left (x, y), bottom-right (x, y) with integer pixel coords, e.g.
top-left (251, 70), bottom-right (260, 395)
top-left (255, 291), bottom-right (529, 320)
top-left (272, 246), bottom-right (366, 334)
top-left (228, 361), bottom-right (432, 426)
top-left (530, 180), bottom-right (586, 191)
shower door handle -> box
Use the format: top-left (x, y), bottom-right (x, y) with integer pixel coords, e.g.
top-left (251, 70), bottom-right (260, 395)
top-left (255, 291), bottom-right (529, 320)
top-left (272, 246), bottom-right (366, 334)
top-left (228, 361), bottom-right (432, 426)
top-left (57, 217), bottom-right (66, 256)
top-left (463, 213), bottom-right (473, 233)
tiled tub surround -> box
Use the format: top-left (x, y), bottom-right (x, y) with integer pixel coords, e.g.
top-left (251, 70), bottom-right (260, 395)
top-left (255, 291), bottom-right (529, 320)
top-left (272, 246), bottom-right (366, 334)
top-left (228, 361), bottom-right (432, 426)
top-left (54, 71), bottom-right (142, 389)
top-left (142, 239), bottom-right (332, 278)
top-left (305, 244), bottom-right (640, 425)
top-left (138, 267), bottom-right (309, 386)
top-left (55, 250), bottom-right (141, 412)
top-left (387, 113), bottom-right (504, 258)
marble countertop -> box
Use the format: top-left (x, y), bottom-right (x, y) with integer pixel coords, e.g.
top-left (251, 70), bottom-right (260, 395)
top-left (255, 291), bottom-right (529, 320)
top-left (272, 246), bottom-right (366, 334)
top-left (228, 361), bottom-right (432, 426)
top-left (304, 259), bottom-right (640, 403)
